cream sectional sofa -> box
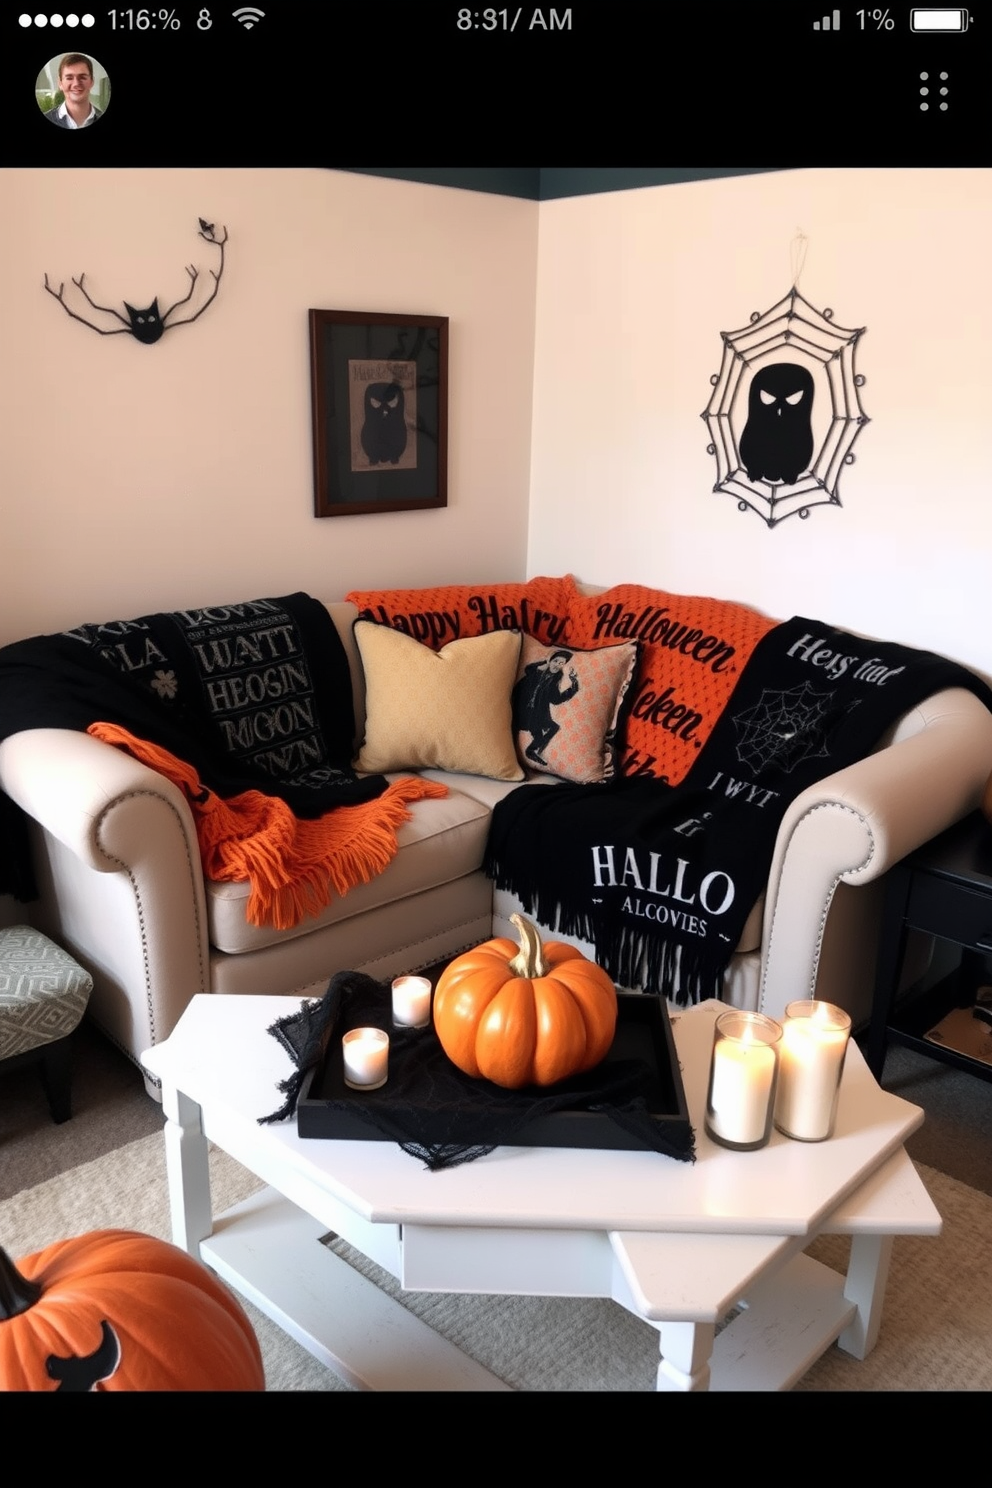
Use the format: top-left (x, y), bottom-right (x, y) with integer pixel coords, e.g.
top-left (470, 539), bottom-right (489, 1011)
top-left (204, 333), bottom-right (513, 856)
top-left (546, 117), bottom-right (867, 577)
top-left (2, 595), bottom-right (991, 1096)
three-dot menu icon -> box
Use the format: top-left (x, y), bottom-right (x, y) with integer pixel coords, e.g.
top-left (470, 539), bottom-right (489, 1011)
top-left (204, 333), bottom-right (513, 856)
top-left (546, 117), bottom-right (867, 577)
top-left (919, 70), bottom-right (950, 109)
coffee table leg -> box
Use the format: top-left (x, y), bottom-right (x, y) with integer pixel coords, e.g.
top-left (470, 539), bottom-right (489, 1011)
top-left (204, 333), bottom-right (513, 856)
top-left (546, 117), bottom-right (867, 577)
top-left (655, 1320), bottom-right (714, 1392)
top-left (837, 1232), bottom-right (894, 1359)
top-left (161, 1084), bottom-right (213, 1258)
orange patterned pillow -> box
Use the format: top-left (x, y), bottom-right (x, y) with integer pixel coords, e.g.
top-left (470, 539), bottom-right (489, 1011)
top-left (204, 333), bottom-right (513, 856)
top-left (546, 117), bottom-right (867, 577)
top-left (565, 584), bottom-right (778, 785)
top-left (346, 575), bottom-right (576, 651)
top-left (512, 635), bottom-right (639, 784)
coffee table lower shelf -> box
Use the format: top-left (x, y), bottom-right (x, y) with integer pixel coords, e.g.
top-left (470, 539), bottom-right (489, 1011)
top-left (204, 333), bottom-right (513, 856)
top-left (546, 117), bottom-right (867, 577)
top-left (201, 1185), bottom-right (866, 1393)
top-left (201, 1188), bottom-right (509, 1391)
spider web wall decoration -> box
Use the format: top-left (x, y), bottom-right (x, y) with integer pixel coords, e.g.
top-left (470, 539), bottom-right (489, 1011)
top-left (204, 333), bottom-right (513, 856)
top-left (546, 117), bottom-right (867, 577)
top-left (701, 287), bottom-right (869, 528)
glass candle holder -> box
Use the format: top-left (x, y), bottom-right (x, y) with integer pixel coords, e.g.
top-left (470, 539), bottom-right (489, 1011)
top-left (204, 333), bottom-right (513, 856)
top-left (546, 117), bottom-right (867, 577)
top-left (342, 1027), bottom-right (389, 1091)
top-left (391, 974), bottom-right (432, 1030)
top-left (705, 1010), bottom-right (782, 1152)
top-left (773, 1000), bottom-right (852, 1142)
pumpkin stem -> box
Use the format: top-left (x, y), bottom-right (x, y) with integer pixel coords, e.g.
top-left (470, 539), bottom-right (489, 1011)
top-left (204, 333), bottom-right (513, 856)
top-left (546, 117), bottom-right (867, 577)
top-left (0, 1243), bottom-right (42, 1320)
top-left (508, 913), bottom-right (549, 979)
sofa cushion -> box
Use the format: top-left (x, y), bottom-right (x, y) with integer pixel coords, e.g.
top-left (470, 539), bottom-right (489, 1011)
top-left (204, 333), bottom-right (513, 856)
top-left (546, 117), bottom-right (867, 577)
top-left (207, 779), bottom-right (494, 954)
top-left (512, 635), bottom-right (638, 784)
top-left (352, 622), bottom-right (524, 780)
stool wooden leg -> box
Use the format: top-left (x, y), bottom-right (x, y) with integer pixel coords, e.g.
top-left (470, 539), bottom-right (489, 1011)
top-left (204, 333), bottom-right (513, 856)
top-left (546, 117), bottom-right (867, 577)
top-left (40, 1036), bottom-right (74, 1124)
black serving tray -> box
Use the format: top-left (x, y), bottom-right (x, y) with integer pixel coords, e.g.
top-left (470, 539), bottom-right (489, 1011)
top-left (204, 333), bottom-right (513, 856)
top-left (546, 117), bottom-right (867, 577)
top-left (296, 988), bottom-right (691, 1154)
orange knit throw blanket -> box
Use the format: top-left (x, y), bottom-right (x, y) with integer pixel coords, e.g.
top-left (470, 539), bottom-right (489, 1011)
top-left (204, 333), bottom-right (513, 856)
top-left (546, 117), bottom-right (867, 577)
top-left (87, 722), bottom-right (448, 931)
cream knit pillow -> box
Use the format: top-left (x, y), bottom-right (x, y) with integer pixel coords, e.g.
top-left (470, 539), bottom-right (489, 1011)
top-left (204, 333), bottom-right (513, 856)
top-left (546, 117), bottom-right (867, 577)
top-left (353, 622), bottom-right (525, 780)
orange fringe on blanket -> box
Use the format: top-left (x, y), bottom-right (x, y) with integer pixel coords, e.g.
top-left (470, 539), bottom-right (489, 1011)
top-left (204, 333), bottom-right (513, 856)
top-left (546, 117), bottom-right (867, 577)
top-left (86, 722), bottom-right (448, 931)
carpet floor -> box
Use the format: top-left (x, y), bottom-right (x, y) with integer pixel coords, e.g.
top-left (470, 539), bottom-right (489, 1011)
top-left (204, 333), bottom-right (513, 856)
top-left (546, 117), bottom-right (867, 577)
top-left (3, 1131), bottom-right (990, 1391)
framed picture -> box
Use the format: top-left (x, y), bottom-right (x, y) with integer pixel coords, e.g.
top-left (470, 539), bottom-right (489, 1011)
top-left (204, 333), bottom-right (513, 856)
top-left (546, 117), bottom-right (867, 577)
top-left (309, 309), bottom-right (448, 518)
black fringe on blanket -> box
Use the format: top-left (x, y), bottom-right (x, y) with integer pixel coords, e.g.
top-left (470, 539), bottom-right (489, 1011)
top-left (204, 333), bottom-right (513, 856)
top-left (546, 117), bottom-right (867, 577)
top-left (481, 852), bottom-right (724, 1007)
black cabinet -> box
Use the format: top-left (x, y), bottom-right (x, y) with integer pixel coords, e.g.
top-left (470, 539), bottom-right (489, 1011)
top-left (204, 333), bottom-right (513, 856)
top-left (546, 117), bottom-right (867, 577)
top-left (866, 810), bottom-right (992, 1083)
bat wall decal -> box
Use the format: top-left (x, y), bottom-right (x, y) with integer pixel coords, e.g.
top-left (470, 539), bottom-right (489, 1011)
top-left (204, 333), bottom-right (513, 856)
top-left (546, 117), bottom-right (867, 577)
top-left (44, 219), bottom-right (228, 343)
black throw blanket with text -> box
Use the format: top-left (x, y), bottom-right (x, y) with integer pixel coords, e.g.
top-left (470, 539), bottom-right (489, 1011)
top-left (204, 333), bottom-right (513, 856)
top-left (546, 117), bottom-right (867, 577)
top-left (0, 592), bottom-right (389, 899)
top-left (484, 616), bottom-right (992, 1004)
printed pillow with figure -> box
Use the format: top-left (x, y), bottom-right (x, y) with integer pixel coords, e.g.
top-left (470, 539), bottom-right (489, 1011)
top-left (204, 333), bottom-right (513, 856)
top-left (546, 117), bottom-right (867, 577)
top-left (511, 635), bottom-right (639, 785)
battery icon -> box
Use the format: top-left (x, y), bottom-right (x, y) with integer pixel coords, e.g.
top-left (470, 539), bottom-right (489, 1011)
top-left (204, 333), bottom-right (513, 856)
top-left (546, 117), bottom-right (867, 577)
top-left (910, 8), bottom-right (970, 28)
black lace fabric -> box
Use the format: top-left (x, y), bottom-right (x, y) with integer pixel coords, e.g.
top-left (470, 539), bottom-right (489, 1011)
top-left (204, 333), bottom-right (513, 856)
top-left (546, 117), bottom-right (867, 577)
top-left (260, 971), bottom-right (695, 1171)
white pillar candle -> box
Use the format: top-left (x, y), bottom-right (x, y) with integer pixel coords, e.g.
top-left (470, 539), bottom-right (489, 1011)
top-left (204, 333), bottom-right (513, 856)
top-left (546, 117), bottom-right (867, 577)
top-left (705, 1011), bottom-right (782, 1151)
top-left (342, 1027), bottom-right (389, 1090)
top-left (391, 975), bottom-right (432, 1029)
top-left (773, 1000), bottom-right (852, 1142)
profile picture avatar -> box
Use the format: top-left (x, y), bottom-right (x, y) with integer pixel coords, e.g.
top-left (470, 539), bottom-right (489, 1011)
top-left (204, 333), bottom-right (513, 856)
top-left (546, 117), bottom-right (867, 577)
top-left (38, 53), bottom-right (111, 129)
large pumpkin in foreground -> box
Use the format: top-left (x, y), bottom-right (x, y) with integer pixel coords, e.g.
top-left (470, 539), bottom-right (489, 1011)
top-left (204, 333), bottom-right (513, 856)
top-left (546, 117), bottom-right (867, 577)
top-left (0, 1229), bottom-right (265, 1391)
top-left (433, 914), bottom-right (618, 1089)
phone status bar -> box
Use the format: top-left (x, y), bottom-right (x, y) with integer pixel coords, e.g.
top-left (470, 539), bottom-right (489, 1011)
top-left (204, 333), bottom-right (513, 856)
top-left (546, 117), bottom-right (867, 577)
top-left (812, 7), bottom-right (971, 29)
top-left (18, 9), bottom-right (267, 30)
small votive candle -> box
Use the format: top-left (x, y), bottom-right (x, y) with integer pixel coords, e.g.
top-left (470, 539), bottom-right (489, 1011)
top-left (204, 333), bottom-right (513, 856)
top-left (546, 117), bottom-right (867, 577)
top-left (391, 975), bottom-right (432, 1029)
top-left (774, 999), bottom-right (852, 1142)
top-left (705, 1011), bottom-right (782, 1152)
top-left (342, 1027), bottom-right (389, 1090)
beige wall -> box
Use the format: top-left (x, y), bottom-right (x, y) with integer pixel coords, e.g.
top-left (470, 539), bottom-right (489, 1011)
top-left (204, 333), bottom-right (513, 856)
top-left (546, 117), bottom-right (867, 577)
top-left (0, 168), bottom-right (539, 644)
top-left (7, 165), bottom-right (990, 676)
top-left (528, 168), bottom-right (992, 676)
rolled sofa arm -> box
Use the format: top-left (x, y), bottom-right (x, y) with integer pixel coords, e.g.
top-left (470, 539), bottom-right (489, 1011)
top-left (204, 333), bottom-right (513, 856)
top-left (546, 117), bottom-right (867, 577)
top-left (759, 686), bottom-right (992, 1021)
top-left (0, 727), bottom-right (211, 1060)
top-left (0, 727), bottom-right (194, 871)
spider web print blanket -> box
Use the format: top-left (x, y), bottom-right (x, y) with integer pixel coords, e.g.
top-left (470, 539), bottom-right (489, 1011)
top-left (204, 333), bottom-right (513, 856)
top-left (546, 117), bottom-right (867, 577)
top-left (484, 615), bottom-right (992, 1004)
top-left (0, 593), bottom-right (445, 922)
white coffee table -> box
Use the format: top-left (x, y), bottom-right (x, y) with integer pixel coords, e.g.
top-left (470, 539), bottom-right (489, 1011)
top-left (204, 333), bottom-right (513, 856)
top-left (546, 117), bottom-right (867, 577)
top-left (142, 995), bottom-right (940, 1392)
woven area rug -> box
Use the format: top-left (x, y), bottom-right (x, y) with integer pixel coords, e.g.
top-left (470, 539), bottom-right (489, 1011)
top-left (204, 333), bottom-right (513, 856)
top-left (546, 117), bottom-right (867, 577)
top-left (2, 1132), bottom-right (990, 1391)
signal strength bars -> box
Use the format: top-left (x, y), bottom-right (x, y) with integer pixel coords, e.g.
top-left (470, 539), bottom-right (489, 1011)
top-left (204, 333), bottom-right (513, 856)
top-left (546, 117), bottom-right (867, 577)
top-left (813, 8), bottom-right (841, 25)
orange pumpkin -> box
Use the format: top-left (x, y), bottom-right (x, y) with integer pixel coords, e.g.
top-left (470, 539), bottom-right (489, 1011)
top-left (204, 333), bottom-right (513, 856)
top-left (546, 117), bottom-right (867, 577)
top-left (433, 913), bottom-right (618, 1089)
top-left (0, 1229), bottom-right (265, 1391)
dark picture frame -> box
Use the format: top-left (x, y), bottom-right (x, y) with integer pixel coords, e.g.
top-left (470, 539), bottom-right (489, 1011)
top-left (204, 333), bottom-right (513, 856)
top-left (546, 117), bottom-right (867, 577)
top-left (309, 309), bottom-right (448, 518)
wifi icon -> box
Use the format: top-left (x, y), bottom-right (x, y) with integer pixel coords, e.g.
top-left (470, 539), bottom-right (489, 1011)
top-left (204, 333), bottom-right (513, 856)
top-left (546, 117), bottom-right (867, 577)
top-left (232, 6), bottom-right (265, 26)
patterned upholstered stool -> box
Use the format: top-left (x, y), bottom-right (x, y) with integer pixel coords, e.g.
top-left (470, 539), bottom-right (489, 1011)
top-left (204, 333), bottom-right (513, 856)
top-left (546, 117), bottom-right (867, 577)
top-left (0, 926), bottom-right (93, 1123)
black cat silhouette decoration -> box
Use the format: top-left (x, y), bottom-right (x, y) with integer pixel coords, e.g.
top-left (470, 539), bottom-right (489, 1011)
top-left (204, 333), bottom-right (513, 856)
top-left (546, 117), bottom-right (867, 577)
top-left (739, 362), bottom-right (814, 485)
top-left (360, 381), bottom-right (408, 465)
top-left (44, 221), bottom-right (228, 343)
top-left (46, 1320), bottom-right (121, 1391)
